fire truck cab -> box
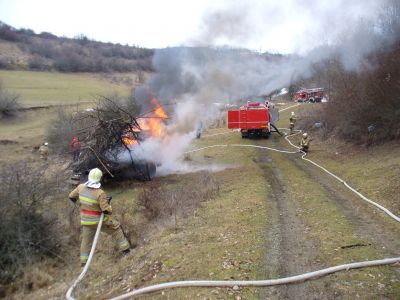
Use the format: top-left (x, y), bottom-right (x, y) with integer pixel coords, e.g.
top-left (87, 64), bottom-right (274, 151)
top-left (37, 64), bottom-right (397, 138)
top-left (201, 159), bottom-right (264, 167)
top-left (227, 101), bottom-right (270, 138)
top-left (295, 88), bottom-right (325, 103)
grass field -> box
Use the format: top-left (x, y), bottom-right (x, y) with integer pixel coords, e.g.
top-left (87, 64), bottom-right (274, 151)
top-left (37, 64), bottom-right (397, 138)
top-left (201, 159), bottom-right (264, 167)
top-left (0, 70), bottom-right (135, 162)
top-left (0, 70), bottom-right (131, 107)
top-left (4, 102), bottom-right (400, 299)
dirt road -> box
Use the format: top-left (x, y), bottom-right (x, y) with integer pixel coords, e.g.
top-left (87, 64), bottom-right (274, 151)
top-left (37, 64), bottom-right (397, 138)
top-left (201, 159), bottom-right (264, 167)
top-left (256, 136), bottom-right (400, 299)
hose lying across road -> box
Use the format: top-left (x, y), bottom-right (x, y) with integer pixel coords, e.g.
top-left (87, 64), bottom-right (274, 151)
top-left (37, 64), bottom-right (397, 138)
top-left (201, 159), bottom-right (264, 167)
top-left (283, 130), bottom-right (400, 223)
top-left (66, 110), bottom-right (399, 299)
top-left (110, 258), bottom-right (400, 299)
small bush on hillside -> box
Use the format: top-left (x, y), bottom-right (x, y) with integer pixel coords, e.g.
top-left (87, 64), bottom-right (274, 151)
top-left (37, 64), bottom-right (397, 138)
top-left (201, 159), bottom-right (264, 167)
top-left (0, 82), bottom-right (20, 118)
top-left (0, 161), bottom-right (61, 284)
top-left (46, 107), bottom-right (76, 154)
top-left (137, 172), bottom-right (219, 229)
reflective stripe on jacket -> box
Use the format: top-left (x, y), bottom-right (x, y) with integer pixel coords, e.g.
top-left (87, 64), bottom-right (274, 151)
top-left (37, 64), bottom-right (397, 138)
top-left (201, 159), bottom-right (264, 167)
top-left (300, 137), bottom-right (310, 147)
top-left (69, 184), bottom-right (112, 226)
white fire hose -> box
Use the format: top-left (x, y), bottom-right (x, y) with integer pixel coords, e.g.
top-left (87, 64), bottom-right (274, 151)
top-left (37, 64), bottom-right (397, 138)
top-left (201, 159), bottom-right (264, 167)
top-left (66, 122), bottom-right (399, 299)
top-left (66, 213), bottom-right (104, 300)
top-left (110, 257), bottom-right (400, 299)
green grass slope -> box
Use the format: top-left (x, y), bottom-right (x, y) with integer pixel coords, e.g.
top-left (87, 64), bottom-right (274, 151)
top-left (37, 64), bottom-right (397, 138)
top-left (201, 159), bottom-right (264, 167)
top-left (0, 70), bottom-right (131, 107)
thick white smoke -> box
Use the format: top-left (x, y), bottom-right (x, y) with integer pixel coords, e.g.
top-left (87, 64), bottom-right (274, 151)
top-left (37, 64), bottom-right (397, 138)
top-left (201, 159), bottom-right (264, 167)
top-left (129, 0), bottom-right (396, 176)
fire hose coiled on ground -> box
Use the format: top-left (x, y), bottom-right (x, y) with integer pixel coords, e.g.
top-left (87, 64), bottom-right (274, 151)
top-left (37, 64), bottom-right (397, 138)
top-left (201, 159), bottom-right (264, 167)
top-left (66, 117), bottom-right (399, 299)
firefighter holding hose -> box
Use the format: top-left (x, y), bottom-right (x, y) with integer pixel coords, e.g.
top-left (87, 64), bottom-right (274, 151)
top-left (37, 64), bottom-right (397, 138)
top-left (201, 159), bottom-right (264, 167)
top-left (68, 168), bottom-right (131, 266)
top-left (39, 142), bottom-right (49, 160)
top-left (300, 133), bottom-right (311, 152)
top-left (289, 112), bottom-right (296, 134)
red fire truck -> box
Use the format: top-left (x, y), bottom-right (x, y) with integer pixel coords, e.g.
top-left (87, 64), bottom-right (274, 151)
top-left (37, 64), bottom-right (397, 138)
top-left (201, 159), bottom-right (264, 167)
top-left (228, 101), bottom-right (271, 138)
top-left (295, 88), bottom-right (325, 102)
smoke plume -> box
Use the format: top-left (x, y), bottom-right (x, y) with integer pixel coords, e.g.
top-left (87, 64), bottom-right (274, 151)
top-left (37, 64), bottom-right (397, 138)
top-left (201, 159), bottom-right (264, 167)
top-left (129, 0), bottom-right (398, 176)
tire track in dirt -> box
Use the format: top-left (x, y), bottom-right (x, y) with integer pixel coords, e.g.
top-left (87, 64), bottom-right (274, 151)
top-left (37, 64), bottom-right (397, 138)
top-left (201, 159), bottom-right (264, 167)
top-left (258, 151), bottom-right (333, 299)
top-left (287, 154), bottom-right (400, 258)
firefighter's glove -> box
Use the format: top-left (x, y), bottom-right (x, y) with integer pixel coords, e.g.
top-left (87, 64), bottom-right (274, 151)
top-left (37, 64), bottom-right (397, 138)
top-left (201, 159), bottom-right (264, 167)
top-left (69, 197), bottom-right (77, 203)
top-left (107, 196), bottom-right (112, 203)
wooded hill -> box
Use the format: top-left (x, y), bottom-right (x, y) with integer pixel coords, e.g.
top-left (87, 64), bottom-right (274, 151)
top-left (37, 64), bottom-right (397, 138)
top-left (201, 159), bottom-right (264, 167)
top-left (0, 21), bottom-right (154, 73)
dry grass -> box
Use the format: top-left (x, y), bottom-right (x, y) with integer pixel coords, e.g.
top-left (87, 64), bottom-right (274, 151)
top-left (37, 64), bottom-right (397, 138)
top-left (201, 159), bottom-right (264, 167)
top-left (6, 109), bottom-right (400, 300)
top-left (137, 171), bottom-right (219, 223)
top-left (280, 104), bottom-right (400, 215)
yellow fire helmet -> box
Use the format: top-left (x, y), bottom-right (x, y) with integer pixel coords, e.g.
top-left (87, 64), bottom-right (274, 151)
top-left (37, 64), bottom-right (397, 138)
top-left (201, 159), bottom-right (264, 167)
top-left (303, 133), bottom-right (308, 138)
top-left (88, 168), bottom-right (103, 183)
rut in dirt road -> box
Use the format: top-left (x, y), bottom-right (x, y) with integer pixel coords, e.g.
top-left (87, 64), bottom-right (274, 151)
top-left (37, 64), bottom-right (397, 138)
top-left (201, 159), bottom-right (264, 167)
top-left (258, 151), bottom-right (335, 300)
top-left (256, 135), bottom-right (400, 299)
top-left (286, 153), bottom-right (400, 259)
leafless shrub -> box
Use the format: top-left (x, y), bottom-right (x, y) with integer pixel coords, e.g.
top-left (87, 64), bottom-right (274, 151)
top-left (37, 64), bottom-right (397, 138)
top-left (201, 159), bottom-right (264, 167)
top-left (292, 1), bottom-right (400, 146)
top-left (0, 82), bottom-right (20, 118)
top-left (137, 185), bottom-right (165, 220)
top-left (46, 107), bottom-right (76, 154)
top-left (305, 43), bottom-right (400, 145)
top-left (0, 161), bottom-right (61, 284)
top-left (137, 172), bottom-right (219, 229)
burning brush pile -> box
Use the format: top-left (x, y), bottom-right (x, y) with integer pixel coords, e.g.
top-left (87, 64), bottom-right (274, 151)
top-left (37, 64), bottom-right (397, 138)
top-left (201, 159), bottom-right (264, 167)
top-left (72, 95), bottom-right (169, 181)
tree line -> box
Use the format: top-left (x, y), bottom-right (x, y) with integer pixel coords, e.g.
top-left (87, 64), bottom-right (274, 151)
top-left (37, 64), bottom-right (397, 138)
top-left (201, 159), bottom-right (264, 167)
top-left (0, 22), bottom-right (154, 73)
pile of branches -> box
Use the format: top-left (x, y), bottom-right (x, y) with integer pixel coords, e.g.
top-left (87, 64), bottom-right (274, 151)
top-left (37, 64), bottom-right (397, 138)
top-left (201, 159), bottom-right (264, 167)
top-left (73, 97), bottom-right (142, 177)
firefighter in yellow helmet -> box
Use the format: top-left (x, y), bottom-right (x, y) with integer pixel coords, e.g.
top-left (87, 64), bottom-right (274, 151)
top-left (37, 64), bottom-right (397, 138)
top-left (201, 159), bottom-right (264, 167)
top-left (289, 112), bottom-right (296, 134)
top-left (68, 168), bottom-right (130, 266)
top-left (300, 132), bottom-right (311, 152)
top-left (39, 142), bottom-right (49, 160)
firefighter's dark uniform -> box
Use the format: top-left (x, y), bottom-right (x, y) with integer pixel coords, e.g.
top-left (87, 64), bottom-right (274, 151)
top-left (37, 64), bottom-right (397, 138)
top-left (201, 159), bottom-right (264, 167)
top-left (69, 184), bottom-right (130, 264)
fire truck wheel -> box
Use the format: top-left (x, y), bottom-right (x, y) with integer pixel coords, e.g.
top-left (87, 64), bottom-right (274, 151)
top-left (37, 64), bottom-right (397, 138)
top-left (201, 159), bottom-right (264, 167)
top-left (309, 97), bottom-right (315, 103)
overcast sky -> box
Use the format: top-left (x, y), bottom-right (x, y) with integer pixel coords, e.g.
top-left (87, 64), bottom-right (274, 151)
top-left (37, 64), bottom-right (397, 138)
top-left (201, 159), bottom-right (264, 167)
top-left (0, 0), bottom-right (382, 54)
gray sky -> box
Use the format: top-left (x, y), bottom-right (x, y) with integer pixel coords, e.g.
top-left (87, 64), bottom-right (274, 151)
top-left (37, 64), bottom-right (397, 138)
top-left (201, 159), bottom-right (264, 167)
top-left (0, 0), bottom-right (382, 53)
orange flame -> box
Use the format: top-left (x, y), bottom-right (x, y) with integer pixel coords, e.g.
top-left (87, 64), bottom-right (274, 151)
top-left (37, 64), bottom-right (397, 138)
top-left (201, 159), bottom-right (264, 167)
top-left (123, 97), bottom-right (168, 146)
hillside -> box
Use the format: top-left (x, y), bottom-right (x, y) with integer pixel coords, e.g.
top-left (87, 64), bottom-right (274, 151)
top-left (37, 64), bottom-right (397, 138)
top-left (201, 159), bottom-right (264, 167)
top-left (1, 103), bottom-right (399, 299)
top-left (0, 6), bottom-right (399, 298)
top-left (0, 21), bottom-right (154, 73)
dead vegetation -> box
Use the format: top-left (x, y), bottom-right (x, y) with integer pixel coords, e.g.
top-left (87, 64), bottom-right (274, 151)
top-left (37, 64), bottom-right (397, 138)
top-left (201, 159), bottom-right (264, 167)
top-left (295, 1), bottom-right (400, 146)
top-left (137, 171), bottom-right (220, 230)
top-left (46, 94), bottom-right (147, 177)
top-left (0, 21), bottom-right (154, 73)
top-left (0, 81), bottom-right (19, 118)
top-left (0, 161), bottom-right (63, 292)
